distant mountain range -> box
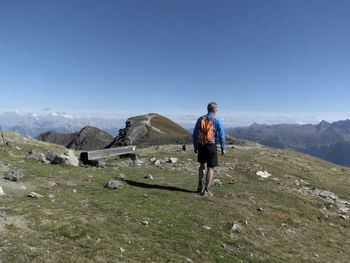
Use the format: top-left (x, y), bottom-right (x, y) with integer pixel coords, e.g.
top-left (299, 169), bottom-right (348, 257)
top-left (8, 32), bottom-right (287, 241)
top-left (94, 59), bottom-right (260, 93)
top-left (0, 111), bottom-right (121, 136)
top-left (228, 119), bottom-right (350, 167)
top-left (37, 126), bottom-right (114, 151)
top-left (37, 113), bottom-right (192, 150)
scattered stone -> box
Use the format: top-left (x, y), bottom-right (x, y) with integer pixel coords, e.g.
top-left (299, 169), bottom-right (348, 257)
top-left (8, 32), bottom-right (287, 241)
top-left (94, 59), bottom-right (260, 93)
top-left (340, 214), bottom-right (349, 220)
top-left (257, 207), bottom-right (263, 212)
top-left (48, 182), bottom-right (57, 187)
top-left (154, 160), bottom-right (161, 166)
top-left (72, 189), bottom-right (77, 193)
top-left (168, 157), bottom-right (178, 164)
top-left (155, 146), bottom-right (162, 150)
top-left (45, 151), bottom-right (58, 162)
top-left (256, 171), bottom-right (271, 179)
top-left (52, 150), bottom-right (79, 166)
top-left (27, 150), bottom-right (48, 163)
top-left (150, 157), bottom-right (156, 162)
top-left (4, 170), bottom-right (24, 182)
top-left (141, 219), bottom-right (149, 226)
top-left (144, 174), bottom-right (154, 180)
top-left (230, 223), bottom-right (242, 233)
top-left (134, 159), bottom-right (144, 166)
top-left (202, 225), bottom-right (211, 230)
top-left (15, 146), bottom-right (21, 151)
top-left (120, 247), bottom-right (125, 253)
top-left (64, 150), bottom-right (80, 166)
top-left (185, 258), bottom-right (193, 262)
top-left (105, 180), bottom-right (122, 189)
top-left (48, 194), bottom-right (55, 199)
top-left (117, 173), bottom-right (126, 179)
top-left (27, 192), bottom-right (44, 198)
top-left (213, 178), bottom-right (223, 186)
top-left (0, 186), bottom-right (4, 196)
top-left (270, 153), bottom-right (279, 158)
top-left (182, 145), bottom-right (187, 151)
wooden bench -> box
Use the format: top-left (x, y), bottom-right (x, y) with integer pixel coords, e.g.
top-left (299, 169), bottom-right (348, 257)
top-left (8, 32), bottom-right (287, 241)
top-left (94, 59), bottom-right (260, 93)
top-left (80, 146), bottom-right (137, 166)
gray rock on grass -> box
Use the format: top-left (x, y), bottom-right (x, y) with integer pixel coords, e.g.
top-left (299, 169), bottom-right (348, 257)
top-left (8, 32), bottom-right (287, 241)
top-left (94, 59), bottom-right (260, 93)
top-left (105, 180), bottom-right (122, 189)
top-left (4, 170), bottom-right (24, 182)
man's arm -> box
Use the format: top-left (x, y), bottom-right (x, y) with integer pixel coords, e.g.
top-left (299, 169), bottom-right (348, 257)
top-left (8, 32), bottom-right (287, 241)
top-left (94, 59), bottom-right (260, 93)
top-left (193, 118), bottom-right (200, 153)
top-left (217, 118), bottom-right (225, 154)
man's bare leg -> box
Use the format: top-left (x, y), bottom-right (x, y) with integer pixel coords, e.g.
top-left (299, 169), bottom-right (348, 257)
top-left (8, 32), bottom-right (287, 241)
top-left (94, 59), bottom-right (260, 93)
top-left (205, 167), bottom-right (214, 193)
top-left (197, 164), bottom-right (205, 192)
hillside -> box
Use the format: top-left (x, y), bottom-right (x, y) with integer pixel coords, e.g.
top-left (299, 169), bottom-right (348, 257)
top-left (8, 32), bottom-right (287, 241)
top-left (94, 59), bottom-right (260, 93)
top-left (37, 126), bottom-right (114, 151)
top-left (107, 113), bottom-right (191, 148)
top-left (1, 131), bottom-right (350, 262)
top-left (228, 119), bottom-right (350, 167)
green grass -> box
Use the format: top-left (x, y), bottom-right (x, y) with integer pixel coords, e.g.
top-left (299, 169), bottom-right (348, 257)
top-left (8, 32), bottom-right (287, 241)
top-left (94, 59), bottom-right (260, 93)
top-left (1, 132), bottom-right (350, 262)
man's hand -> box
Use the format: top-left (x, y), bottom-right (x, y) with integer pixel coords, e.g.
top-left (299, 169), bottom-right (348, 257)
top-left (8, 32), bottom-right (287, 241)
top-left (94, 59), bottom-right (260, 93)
top-left (194, 148), bottom-right (198, 154)
top-left (221, 149), bottom-right (226, 155)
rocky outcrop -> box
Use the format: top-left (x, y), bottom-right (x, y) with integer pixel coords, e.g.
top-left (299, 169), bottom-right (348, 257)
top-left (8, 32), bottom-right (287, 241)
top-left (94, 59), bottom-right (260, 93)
top-left (106, 113), bottom-right (191, 148)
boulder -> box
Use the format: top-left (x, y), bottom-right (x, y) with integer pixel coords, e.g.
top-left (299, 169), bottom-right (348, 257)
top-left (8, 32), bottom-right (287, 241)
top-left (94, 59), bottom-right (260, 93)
top-left (27, 150), bottom-right (48, 163)
top-left (105, 180), bottom-right (122, 189)
top-left (4, 170), bottom-right (24, 182)
top-left (52, 150), bottom-right (79, 166)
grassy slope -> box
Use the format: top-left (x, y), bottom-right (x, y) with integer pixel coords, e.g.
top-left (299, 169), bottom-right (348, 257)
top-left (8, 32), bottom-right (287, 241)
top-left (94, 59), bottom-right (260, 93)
top-left (1, 132), bottom-right (350, 262)
top-left (149, 115), bottom-right (190, 136)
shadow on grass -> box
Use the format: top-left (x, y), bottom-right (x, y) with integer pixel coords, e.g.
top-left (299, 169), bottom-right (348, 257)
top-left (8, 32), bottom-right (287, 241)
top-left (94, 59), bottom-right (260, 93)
top-left (122, 179), bottom-right (197, 193)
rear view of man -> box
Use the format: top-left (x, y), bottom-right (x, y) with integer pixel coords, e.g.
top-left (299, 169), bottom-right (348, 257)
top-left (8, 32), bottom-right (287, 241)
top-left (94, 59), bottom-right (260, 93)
top-left (193, 102), bottom-right (225, 197)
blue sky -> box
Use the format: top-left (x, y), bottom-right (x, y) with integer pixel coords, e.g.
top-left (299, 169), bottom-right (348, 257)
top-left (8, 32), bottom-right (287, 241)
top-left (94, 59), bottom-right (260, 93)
top-left (0, 0), bottom-right (349, 126)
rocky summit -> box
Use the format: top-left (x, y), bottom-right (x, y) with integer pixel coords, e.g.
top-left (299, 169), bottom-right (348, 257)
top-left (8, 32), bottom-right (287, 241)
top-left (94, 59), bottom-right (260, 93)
top-left (1, 131), bottom-right (350, 262)
top-left (106, 113), bottom-right (191, 148)
top-left (37, 126), bottom-right (114, 151)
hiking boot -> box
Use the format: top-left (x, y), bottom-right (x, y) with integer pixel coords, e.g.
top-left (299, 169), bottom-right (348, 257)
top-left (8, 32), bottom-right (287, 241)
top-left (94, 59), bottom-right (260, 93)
top-left (196, 184), bottom-right (203, 193)
top-left (202, 190), bottom-right (213, 197)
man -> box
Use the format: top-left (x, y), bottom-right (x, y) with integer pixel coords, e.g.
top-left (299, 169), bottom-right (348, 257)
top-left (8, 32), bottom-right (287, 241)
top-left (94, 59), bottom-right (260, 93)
top-left (193, 102), bottom-right (225, 197)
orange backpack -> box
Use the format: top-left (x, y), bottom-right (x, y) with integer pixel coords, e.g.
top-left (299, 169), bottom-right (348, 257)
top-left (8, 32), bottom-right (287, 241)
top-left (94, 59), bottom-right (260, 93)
top-left (198, 114), bottom-right (216, 145)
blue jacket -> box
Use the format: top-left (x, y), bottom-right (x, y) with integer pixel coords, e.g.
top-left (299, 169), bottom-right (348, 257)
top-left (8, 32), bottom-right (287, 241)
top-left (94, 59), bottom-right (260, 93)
top-left (193, 112), bottom-right (225, 151)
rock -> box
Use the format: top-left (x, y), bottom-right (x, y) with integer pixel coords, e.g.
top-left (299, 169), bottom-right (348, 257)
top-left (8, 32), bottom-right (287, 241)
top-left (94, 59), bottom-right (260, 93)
top-left (134, 159), bottom-right (144, 166)
top-left (168, 157), bottom-right (178, 164)
top-left (64, 150), bottom-right (79, 166)
top-left (256, 171), bottom-right (271, 179)
top-left (150, 157), bottom-right (156, 162)
top-left (141, 219), bottom-right (149, 226)
top-left (0, 186), bottom-right (4, 195)
top-left (45, 151), bottom-right (58, 162)
top-left (27, 150), bottom-right (48, 163)
top-left (155, 146), bottom-right (163, 150)
top-left (120, 247), bottom-right (125, 253)
top-left (230, 223), bottom-right (241, 233)
top-left (48, 194), bottom-right (55, 199)
top-left (185, 258), bottom-right (193, 262)
top-left (15, 146), bottom-right (21, 150)
top-left (117, 173), bottom-right (126, 179)
top-left (340, 215), bottom-right (349, 220)
top-left (48, 182), bottom-right (57, 187)
top-left (257, 207), bottom-right (263, 212)
top-left (52, 150), bottom-right (79, 166)
top-left (144, 174), bottom-right (154, 180)
top-left (213, 178), bottom-right (223, 186)
top-left (202, 225), bottom-right (211, 230)
top-left (153, 160), bottom-right (161, 166)
top-left (105, 180), bottom-right (122, 189)
top-left (4, 170), bottom-right (24, 182)
top-left (27, 192), bottom-right (44, 198)
top-left (182, 145), bottom-right (187, 151)
top-left (72, 189), bottom-right (77, 193)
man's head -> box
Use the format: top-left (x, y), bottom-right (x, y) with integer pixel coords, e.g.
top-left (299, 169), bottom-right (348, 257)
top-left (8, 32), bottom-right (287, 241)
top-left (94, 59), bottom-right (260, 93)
top-left (207, 102), bottom-right (218, 113)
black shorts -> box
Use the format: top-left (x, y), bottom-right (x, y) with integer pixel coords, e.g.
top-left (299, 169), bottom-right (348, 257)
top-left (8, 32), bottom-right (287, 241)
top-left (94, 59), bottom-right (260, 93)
top-left (197, 144), bottom-right (218, 168)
